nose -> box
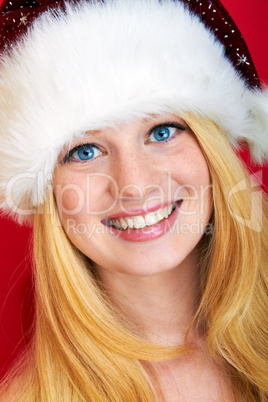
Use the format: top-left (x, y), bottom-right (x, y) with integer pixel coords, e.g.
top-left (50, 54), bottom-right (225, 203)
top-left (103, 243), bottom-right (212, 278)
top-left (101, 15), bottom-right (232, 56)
top-left (110, 148), bottom-right (161, 202)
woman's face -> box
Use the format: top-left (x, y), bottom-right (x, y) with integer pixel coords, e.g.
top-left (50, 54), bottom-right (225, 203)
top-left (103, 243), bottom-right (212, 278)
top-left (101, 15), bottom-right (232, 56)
top-left (53, 115), bottom-right (213, 276)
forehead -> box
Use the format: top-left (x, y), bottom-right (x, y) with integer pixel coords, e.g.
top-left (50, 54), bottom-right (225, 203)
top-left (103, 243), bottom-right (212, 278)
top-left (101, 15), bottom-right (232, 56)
top-left (70, 113), bottom-right (189, 140)
top-left (57, 113), bottom-right (191, 160)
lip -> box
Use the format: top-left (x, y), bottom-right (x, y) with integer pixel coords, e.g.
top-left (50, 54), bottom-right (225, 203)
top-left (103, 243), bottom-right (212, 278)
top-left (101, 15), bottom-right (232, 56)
top-left (104, 200), bottom-right (178, 220)
top-left (102, 200), bottom-right (182, 242)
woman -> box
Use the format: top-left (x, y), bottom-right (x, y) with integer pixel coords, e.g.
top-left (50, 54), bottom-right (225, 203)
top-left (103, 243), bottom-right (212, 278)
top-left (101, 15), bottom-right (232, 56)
top-left (0, 0), bottom-right (267, 400)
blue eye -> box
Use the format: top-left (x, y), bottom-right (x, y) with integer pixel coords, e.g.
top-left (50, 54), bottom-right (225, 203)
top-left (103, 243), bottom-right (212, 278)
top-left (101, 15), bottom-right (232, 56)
top-left (151, 126), bottom-right (175, 142)
top-left (149, 124), bottom-right (185, 143)
top-left (75, 146), bottom-right (95, 160)
top-left (64, 144), bottom-right (102, 163)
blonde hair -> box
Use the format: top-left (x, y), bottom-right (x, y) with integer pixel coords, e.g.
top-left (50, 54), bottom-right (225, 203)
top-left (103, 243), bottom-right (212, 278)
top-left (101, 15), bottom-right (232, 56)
top-left (185, 114), bottom-right (268, 400)
top-left (0, 114), bottom-right (267, 401)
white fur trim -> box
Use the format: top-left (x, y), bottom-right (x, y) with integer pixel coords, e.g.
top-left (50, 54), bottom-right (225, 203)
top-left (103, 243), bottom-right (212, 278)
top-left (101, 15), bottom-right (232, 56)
top-left (0, 0), bottom-right (267, 224)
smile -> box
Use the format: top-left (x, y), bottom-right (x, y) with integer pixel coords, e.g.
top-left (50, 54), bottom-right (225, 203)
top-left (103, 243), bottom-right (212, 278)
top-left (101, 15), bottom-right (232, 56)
top-left (105, 201), bottom-right (178, 231)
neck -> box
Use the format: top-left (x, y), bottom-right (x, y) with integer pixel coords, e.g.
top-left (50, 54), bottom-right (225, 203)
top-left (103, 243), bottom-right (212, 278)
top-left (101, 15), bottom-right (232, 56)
top-left (95, 251), bottom-right (202, 346)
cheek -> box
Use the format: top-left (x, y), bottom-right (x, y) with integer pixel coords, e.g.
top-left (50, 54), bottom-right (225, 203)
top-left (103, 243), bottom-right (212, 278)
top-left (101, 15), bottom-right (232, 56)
top-left (54, 182), bottom-right (87, 218)
top-left (61, 189), bottom-right (82, 211)
top-left (53, 170), bottom-right (117, 222)
top-left (169, 147), bottom-right (212, 218)
top-left (53, 170), bottom-right (87, 222)
top-left (171, 151), bottom-right (211, 191)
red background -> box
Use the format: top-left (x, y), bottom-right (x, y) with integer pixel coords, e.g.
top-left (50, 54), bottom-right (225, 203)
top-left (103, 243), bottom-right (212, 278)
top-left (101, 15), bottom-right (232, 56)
top-left (0, 0), bottom-right (268, 380)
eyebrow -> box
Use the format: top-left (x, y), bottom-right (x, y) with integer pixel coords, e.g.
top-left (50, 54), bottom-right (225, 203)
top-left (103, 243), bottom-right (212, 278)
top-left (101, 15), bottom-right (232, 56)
top-left (81, 114), bottom-right (179, 140)
top-left (83, 129), bottom-right (102, 136)
top-left (83, 114), bottom-right (168, 134)
top-left (59, 130), bottom-right (101, 158)
top-left (140, 114), bottom-right (163, 123)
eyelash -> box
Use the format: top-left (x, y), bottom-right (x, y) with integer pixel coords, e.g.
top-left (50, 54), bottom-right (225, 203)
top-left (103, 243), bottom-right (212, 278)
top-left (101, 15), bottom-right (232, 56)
top-left (62, 143), bottom-right (103, 164)
top-left (146, 122), bottom-right (186, 144)
top-left (63, 122), bottom-right (186, 163)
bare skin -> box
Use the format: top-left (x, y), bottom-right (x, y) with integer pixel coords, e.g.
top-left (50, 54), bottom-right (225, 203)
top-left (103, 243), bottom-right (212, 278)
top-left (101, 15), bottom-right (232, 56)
top-left (96, 254), bottom-right (236, 401)
top-left (53, 115), bottom-right (235, 400)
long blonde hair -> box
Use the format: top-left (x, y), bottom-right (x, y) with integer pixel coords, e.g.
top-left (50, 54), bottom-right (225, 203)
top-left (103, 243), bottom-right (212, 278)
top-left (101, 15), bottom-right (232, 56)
top-left (0, 114), bottom-right (267, 401)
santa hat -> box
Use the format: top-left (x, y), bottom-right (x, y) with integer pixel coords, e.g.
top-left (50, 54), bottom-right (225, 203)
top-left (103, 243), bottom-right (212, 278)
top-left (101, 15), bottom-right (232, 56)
top-left (0, 0), bottom-right (267, 224)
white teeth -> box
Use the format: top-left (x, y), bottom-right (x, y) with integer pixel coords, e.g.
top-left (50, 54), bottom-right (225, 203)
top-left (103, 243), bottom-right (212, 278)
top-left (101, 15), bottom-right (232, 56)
top-left (145, 212), bottom-right (158, 226)
top-left (120, 218), bottom-right (128, 230)
top-left (125, 217), bottom-right (134, 229)
top-left (156, 208), bottom-right (164, 220)
top-left (164, 206), bottom-right (169, 219)
top-left (107, 201), bottom-right (177, 230)
top-left (115, 220), bottom-right (121, 229)
top-left (133, 216), bottom-right (146, 229)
